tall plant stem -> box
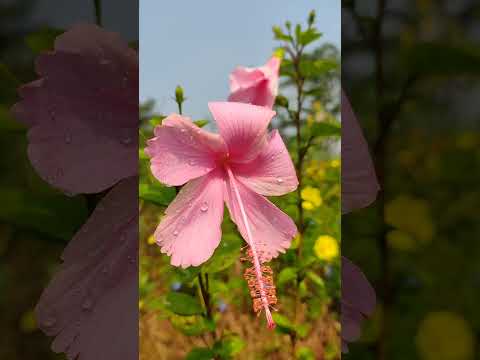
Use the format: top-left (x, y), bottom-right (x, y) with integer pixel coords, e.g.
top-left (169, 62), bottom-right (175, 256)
top-left (93, 0), bottom-right (102, 26)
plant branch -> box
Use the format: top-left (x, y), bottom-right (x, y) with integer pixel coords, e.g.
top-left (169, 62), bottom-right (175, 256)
top-left (93, 0), bottom-right (102, 26)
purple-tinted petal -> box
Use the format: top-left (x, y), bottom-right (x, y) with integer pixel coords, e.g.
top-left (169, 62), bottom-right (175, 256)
top-left (35, 176), bottom-right (137, 359)
top-left (341, 89), bottom-right (379, 213)
top-left (12, 24), bottom-right (138, 194)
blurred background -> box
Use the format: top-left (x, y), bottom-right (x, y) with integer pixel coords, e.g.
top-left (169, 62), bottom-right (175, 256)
top-left (0, 1), bottom-right (137, 358)
top-left (342, 0), bottom-right (480, 359)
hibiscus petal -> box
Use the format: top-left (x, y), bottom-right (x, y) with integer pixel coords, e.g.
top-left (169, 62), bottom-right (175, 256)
top-left (208, 102), bottom-right (275, 163)
top-left (11, 24), bottom-right (137, 194)
top-left (229, 67), bottom-right (265, 93)
top-left (155, 169), bottom-right (226, 268)
top-left (231, 130), bottom-right (298, 196)
top-left (225, 173), bottom-right (297, 261)
top-left (145, 114), bottom-right (226, 186)
top-left (342, 256), bottom-right (376, 316)
top-left (342, 89), bottom-right (380, 213)
top-left (35, 177), bottom-right (137, 359)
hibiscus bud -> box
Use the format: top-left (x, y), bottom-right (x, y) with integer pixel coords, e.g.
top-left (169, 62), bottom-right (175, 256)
top-left (275, 95), bottom-right (289, 109)
top-left (308, 10), bottom-right (316, 26)
top-left (175, 85), bottom-right (184, 105)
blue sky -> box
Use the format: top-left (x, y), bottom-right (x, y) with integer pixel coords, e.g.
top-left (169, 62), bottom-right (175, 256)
top-left (140, 1), bottom-right (340, 119)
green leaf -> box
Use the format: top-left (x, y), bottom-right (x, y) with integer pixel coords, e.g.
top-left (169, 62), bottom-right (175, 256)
top-left (310, 122), bottom-right (341, 137)
top-left (139, 183), bottom-right (175, 206)
top-left (296, 346), bottom-right (316, 360)
top-left (203, 233), bottom-right (241, 273)
top-left (25, 27), bottom-right (63, 54)
top-left (0, 105), bottom-right (25, 132)
top-left (306, 271), bottom-right (325, 288)
top-left (299, 59), bottom-right (337, 77)
top-left (295, 323), bottom-right (311, 339)
top-left (273, 26), bottom-right (292, 42)
top-left (298, 28), bottom-right (322, 46)
top-left (272, 313), bottom-right (296, 335)
top-left (277, 267), bottom-right (298, 287)
top-left (0, 63), bottom-right (19, 105)
top-left (0, 186), bottom-right (88, 240)
top-left (404, 42), bottom-right (480, 77)
top-left (165, 292), bottom-right (204, 316)
top-left (185, 347), bottom-right (215, 360)
top-left (213, 336), bottom-right (245, 359)
top-left (171, 315), bottom-right (216, 336)
top-left (194, 119), bottom-right (209, 128)
top-left (149, 115), bottom-right (165, 128)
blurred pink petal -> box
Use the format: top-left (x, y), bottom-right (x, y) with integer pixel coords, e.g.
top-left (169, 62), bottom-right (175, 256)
top-left (341, 89), bottom-right (379, 213)
top-left (228, 56), bottom-right (280, 109)
top-left (154, 169), bottom-right (225, 268)
top-left (208, 101), bottom-right (275, 163)
top-left (35, 177), bottom-right (137, 359)
top-left (224, 174), bottom-right (297, 261)
top-left (11, 24), bottom-right (137, 194)
top-left (231, 130), bottom-right (298, 196)
top-left (341, 256), bottom-right (376, 352)
top-left (145, 114), bottom-right (227, 186)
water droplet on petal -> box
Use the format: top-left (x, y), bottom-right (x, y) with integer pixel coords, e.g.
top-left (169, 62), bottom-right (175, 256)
top-left (276, 178), bottom-right (284, 184)
top-left (43, 317), bottom-right (56, 327)
top-left (200, 202), bottom-right (209, 212)
top-left (121, 137), bottom-right (132, 145)
top-left (82, 298), bottom-right (93, 311)
top-left (188, 160), bottom-right (196, 166)
top-left (180, 128), bottom-right (187, 133)
top-left (173, 230), bottom-right (179, 236)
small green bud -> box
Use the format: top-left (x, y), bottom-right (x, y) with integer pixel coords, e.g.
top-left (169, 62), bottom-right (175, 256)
top-left (308, 10), bottom-right (316, 26)
top-left (275, 95), bottom-right (289, 108)
top-left (285, 21), bottom-right (292, 31)
top-left (175, 85), bottom-right (184, 104)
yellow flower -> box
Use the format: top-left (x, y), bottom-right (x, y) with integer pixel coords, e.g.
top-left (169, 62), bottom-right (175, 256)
top-left (385, 195), bottom-right (435, 244)
top-left (314, 235), bottom-right (339, 261)
top-left (416, 312), bottom-right (474, 360)
top-left (301, 186), bottom-right (322, 210)
top-left (19, 309), bottom-right (37, 333)
top-left (147, 234), bottom-right (156, 245)
top-left (330, 159), bottom-right (340, 168)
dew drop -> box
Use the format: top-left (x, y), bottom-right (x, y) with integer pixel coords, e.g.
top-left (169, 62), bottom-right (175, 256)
top-left (173, 230), bottom-right (179, 237)
top-left (276, 178), bottom-right (284, 184)
top-left (180, 128), bottom-right (187, 133)
top-left (43, 317), bottom-right (56, 327)
top-left (82, 298), bottom-right (93, 311)
top-left (121, 137), bottom-right (132, 145)
top-left (200, 202), bottom-right (209, 212)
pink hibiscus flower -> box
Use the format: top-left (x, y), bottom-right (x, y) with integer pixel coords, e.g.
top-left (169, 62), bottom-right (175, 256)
top-left (145, 101), bottom-right (298, 328)
top-left (228, 56), bottom-right (280, 109)
top-left (11, 24), bottom-right (138, 195)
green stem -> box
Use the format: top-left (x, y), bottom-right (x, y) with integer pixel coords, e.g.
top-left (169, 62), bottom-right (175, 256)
top-left (93, 0), bottom-right (102, 26)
